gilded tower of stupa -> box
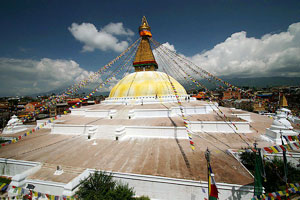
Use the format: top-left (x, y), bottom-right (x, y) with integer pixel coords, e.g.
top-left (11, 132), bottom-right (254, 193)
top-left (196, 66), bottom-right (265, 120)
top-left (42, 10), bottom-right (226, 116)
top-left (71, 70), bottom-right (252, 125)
top-left (133, 16), bottom-right (158, 72)
top-left (107, 17), bottom-right (189, 104)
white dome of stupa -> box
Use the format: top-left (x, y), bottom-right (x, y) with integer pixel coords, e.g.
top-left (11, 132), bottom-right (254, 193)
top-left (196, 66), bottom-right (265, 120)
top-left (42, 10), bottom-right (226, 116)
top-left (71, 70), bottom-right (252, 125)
top-left (270, 112), bottom-right (293, 130)
top-left (109, 71), bottom-right (187, 99)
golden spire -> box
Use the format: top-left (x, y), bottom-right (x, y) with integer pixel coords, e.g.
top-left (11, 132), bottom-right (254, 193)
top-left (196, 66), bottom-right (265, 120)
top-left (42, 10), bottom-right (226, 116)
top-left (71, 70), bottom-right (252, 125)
top-left (139, 16), bottom-right (152, 37)
top-left (280, 94), bottom-right (288, 107)
top-left (140, 16), bottom-right (150, 31)
top-left (133, 16), bottom-right (157, 72)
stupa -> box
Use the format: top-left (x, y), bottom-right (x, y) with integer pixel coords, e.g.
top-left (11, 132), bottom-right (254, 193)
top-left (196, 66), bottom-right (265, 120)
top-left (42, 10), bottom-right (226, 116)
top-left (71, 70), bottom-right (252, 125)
top-left (0, 17), bottom-right (275, 200)
top-left (2, 115), bottom-right (32, 134)
top-left (265, 108), bottom-right (298, 144)
top-left (104, 16), bottom-right (190, 105)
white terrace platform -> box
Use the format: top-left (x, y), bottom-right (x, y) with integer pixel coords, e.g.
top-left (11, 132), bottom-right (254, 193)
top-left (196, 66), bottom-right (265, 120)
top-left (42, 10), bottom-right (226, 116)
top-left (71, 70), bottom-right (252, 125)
top-left (37, 101), bottom-right (252, 140)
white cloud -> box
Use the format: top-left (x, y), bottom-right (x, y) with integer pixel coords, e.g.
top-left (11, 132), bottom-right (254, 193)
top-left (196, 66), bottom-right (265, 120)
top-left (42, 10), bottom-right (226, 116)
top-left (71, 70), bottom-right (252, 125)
top-left (192, 22), bottom-right (300, 78)
top-left (102, 22), bottom-right (134, 36)
top-left (0, 58), bottom-right (93, 96)
top-left (160, 22), bottom-right (300, 78)
top-left (161, 42), bottom-right (176, 52)
top-left (69, 22), bottom-right (134, 53)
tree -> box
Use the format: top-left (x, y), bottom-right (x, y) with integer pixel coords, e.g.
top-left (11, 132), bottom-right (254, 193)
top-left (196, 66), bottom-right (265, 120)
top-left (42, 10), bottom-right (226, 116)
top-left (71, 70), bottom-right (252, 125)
top-left (240, 151), bottom-right (300, 193)
top-left (76, 171), bottom-right (137, 200)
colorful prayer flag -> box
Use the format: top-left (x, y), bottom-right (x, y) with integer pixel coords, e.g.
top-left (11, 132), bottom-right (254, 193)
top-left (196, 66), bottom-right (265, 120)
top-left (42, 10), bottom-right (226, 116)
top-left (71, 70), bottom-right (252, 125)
top-left (208, 163), bottom-right (218, 200)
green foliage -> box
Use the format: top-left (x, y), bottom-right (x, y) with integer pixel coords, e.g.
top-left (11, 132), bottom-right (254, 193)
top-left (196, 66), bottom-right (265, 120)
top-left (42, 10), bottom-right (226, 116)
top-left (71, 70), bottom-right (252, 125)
top-left (0, 177), bottom-right (11, 184)
top-left (240, 151), bottom-right (300, 193)
top-left (109, 183), bottom-right (135, 200)
top-left (240, 151), bottom-right (255, 174)
top-left (134, 196), bottom-right (151, 200)
top-left (76, 171), bottom-right (136, 200)
top-left (0, 138), bottom-right (9, 144)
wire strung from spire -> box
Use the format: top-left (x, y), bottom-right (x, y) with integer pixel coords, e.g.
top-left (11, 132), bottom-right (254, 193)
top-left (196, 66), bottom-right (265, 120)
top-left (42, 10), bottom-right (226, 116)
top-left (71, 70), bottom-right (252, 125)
top-left (154, 49), bottom-right (195, 151)
top-left (69, 40), bottom-right (140, 110)
top-left (23, 39), bottom-right (141, 121)
top-left (151, 39), bottom-right (253, 148)
top-left (150, 38), bottom-right (228, 91)
top-left (151, 38), bottom-right (259, 100)
top-left (153, 44), bottom-right (251, 149)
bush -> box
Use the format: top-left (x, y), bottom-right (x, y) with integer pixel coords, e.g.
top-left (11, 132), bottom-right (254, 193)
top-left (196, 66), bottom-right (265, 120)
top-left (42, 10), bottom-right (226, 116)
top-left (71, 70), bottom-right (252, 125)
top-left (76, 171), bottom-right (136, 200)
top-left (134, 196), bottom-right (151, 200)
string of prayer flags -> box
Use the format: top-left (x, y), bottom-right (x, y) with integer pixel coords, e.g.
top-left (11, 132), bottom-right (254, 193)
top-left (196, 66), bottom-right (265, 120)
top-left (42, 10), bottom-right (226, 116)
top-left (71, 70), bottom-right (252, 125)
top-left (10, 185), bottom-right (76, 200)
top-left (22, 38), bottom-right (140, 123)
top-left (151, 38), bottom-right (257, 100)
top-left (251, 183), bottom-right (300, 200)
top-left (61, 38), bottom-right (140, 98)
top-left (262, 141), bottom-right (300, 154)
top-left (153, 40), bottom-right (255, 149)
top-left (168, 74), bottom-right (195, 151)
top-left (69, 44), bottom-right (139, 111)
top-left (284, 135), bottom-right (300, 142)
top-left (0, 182), bottom-right (9, 192)
top-left (1, 116), bottom-right (61, 148)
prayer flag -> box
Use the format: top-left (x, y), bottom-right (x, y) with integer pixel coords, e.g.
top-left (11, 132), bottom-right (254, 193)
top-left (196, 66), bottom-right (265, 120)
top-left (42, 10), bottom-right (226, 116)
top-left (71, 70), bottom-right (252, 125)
top-left (270, 146), bottom-right (279, 153)
top-left (208, 163), bottom-right (218, 200)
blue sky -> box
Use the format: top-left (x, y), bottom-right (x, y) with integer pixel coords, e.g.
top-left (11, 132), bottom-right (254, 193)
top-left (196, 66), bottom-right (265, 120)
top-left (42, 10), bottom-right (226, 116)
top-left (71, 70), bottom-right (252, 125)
top-left (0, 0), bottom-right (300, 96)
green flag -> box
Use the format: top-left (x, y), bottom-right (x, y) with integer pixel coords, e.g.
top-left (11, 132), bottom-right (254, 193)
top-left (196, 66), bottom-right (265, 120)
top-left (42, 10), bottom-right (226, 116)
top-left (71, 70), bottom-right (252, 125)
top-left (254, 150), bottom-right (263, 196)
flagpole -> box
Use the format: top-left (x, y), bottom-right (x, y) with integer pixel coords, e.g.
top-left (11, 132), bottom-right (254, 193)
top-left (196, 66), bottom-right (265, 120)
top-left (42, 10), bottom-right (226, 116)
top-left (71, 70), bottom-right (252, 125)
top-left (280, 130), bottom-right (289, 200)
top-left (205, 148), bottom-right (210, 200)
top-left (253, 141), bottom-right (263, 196)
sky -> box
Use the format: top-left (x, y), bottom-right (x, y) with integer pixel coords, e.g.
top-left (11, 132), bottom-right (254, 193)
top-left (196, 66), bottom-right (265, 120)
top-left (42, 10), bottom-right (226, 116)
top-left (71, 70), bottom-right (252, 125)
top-left (0, 0), bottom-right (300, 96)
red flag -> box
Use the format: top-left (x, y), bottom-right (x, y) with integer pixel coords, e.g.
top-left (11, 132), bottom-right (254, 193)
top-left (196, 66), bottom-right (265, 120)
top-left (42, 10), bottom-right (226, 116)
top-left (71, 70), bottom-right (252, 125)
top-left (208, 163), bottom-right (218, 200)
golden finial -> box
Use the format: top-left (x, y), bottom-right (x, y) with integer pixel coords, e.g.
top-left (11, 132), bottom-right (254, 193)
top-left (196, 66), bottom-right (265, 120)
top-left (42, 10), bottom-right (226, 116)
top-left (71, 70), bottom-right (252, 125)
top-left (141, 16), bottom-right (149, 27)
top-left (139, 16), bottom-right (151, 32)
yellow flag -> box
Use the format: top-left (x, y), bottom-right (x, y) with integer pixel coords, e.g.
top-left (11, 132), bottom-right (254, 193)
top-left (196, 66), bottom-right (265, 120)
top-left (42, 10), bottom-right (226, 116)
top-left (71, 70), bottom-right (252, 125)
top-left (270, 146), bottom-right (279, 153)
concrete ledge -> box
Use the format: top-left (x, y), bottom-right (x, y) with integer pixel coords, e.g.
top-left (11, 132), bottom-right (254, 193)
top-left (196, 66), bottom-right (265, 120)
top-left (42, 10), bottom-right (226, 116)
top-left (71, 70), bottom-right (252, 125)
top-left (70, 109), bottom-right (87, 116)
top-left (64, 169), bottom-right (254, 199)
top-left (116, 126), bottom-right (188, 140)
top-left (231, 113), bottom-right (251, 122)
top-left (0, 159), bottom-right (42, 193)
top-left (2, 159), bottom-right (254, 199)
top-left (25, 179), bottom-right (66, 196)
top-left (102, 95), bottom-right (196, 105)
top-left (189, 121), bottom-right (251, 133)
top-left (51, 124), bottom-right (94, 135)
top-left (129, 105), bottom-right (216, 119)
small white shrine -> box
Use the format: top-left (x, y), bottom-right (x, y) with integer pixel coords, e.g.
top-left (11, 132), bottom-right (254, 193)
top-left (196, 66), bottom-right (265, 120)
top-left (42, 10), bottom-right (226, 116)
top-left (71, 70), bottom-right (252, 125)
top-left (2, 115), bottom-right (31, 134)
top-left (265, 108), bottom-right (298, 144)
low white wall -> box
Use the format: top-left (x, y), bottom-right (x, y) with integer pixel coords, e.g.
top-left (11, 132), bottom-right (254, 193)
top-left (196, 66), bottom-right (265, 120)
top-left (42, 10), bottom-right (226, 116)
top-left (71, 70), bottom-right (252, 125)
top-left (0, 158), bottom-right (40, 177)
top-left (121, 126), bottom-right (188, 139)
top-left (37, 120), bottom-right (52, 128)
top-left (51, 124), bottom-right (93, 135)
top-left (51, 121), bottom-right (250, 140)
top-left (130, 105), bottom-right (216, 119)
top-left (204, 103), bottom-right (219, 112)
top-left (25, 179), bottom-right (65, 196)
top-left (102, 95), bottom-right (196, 105)
top-left (131, 109), bottom-right (170, 118)
top-left (85, 110), bottom-right (110, 118)
top-left (170, 106), bottom-right (207, 115)
top-left (189, 121), bottom-right (250, 133)
top-left (231, 114), bottom-right (251, 122)
top-left (3, 159), bottom-right (254, 199)
top-left (265, 128), bottom-right (298, 144)
top-left (70, 109), bottom-right (87, 116)
top-left (0, 158), bottom-right (42, 193)
top-left (65, 169), bottom-right (254, 200)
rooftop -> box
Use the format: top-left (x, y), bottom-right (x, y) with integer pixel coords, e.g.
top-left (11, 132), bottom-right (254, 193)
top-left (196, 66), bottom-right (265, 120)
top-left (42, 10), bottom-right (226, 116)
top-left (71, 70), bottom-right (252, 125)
top-left (0, 101), bottom-right (276, 186)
